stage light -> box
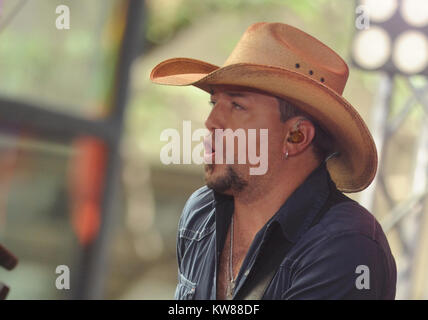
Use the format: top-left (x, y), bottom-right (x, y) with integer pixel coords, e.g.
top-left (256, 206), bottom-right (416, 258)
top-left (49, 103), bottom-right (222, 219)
top-left (393, 30), bottom-right (428, 74)
top-left (352, 0), bottom-right (428, 76)
top-left (353, 27), bottom-right (391, 69)
top-left (401, 0), bottom-right (428, 27)
top-left (361, 0), bottom-right (398, 22)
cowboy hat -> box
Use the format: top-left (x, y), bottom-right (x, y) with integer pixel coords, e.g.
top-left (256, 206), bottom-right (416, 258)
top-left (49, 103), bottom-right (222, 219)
top-left (150, 22), bottom-right (377, 193)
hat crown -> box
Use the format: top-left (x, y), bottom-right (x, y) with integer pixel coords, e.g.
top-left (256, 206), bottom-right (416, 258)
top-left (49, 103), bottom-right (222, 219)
top-left (223, 22), bottom-right (349, 95)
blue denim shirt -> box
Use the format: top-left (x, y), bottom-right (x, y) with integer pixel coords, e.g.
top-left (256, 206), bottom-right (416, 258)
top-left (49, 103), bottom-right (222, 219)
top-left (175, 163), bottom-right (397, 299)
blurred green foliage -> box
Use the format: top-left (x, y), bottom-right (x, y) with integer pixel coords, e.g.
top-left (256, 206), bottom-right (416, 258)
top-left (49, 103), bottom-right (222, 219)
top-left (0, 0), bottom-right (119, 118)
top-left (144, 0), bottom-right (332, 48)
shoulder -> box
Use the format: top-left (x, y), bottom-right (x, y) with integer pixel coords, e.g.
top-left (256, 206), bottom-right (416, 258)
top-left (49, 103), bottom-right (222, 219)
top-left (178, 186), bottom-right (216, 240)
top-left (296, 196), bottom-right (396, 274)
top-left (299, 198), bottom-right (396, 288)
top-left (319, 199), bottom-right (388, 248)
top-left (285, 200), bottom-right (396, 299)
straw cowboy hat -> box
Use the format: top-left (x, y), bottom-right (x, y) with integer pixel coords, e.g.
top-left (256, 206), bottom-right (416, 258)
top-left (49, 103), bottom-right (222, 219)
top-left (150, 22), bottom-right (377, 193)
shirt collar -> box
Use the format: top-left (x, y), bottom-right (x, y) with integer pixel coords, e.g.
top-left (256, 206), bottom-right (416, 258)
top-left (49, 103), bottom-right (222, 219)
top-left (213, 162), bottom-right (333, 243)
top-left (271, 162), bottom-right (332, 243)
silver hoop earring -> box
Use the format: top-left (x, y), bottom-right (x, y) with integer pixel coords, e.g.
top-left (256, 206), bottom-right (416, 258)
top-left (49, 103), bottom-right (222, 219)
top-left (285, 150), bottom-right (289, 160)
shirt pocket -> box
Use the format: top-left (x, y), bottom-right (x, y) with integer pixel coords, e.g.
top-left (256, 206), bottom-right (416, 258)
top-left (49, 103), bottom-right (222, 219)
top-left (174, 273), bottom-right (197, 300)
top-left (178, 224), bottom-right (215, 257)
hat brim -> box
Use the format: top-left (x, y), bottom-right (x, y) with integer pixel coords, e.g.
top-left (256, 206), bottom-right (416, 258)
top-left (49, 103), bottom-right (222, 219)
top-left (150, 57), bottom-right (377, 193)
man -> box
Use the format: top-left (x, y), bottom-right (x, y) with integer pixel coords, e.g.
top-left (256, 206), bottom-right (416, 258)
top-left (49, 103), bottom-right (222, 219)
top-left (150, 22), bottom-right (396, 299)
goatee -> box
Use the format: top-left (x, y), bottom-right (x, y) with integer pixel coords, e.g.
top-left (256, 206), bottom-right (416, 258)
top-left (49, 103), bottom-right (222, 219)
top-left (204, 165), bottom-right (247, 194)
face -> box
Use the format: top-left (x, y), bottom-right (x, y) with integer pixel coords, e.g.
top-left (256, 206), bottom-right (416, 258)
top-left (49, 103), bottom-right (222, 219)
top-left (204, 85), bottom-right (286, 196)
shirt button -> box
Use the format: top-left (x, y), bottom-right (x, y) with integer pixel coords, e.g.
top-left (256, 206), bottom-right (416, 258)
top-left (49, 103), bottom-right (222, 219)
top-left (244, 269), bottom-right (250, 276)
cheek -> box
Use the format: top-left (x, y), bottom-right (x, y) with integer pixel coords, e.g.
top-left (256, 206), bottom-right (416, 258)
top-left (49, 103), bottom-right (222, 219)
top-left (267, 130), bottom-right (284, 158)
top-left (245, 128), bottom-right (282, 160)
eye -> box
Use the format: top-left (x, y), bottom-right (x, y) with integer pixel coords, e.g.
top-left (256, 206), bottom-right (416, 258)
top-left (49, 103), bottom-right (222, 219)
top-left (232, 102), bottom-right (245, 110)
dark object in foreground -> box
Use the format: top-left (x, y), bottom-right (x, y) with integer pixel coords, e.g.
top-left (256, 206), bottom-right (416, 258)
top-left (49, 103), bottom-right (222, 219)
top-left (0, 244), bottom-right (18, 300)
top-left (0, 283), bottom-right (10, 300)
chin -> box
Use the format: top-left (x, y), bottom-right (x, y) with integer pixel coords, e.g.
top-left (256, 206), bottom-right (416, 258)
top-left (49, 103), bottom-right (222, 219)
top-left (204, 163), bottom-right (223, 183)
top-left (204, 164), bottom-right (248, 195)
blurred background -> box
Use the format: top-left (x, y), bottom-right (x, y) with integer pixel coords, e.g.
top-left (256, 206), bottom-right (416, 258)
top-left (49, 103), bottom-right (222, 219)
top-left (0, 0), bottom-right (427, 299)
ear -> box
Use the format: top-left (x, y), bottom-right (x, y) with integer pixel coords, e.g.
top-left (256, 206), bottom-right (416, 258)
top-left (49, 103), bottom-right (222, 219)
top-left (282, 117), bottom-right (316, 157)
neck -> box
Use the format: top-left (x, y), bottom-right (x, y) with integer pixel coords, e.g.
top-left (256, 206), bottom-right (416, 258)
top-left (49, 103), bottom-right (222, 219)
top-left (232, 157), bottom-right (320, 247)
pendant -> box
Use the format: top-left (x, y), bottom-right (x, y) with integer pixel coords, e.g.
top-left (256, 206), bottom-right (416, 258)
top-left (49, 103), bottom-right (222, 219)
top-left (226, 280), bottom-right (235, 300)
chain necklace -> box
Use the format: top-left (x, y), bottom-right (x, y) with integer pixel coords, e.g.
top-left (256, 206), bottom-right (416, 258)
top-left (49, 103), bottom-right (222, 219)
top-left (226, 215), bottom-right (236, 300)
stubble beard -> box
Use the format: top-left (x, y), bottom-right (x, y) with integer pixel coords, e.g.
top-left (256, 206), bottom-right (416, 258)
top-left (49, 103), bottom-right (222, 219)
top-left (204, 164), bottom-right (248, 194)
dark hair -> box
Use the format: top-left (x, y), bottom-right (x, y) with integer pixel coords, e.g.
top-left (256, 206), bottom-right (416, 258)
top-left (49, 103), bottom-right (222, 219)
top-left (276, 97), bottom-right (335, 162)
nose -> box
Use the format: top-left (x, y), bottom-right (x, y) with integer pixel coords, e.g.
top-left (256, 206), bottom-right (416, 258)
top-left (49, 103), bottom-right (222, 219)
top-left (204, 101), bottom-right (225, 132)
